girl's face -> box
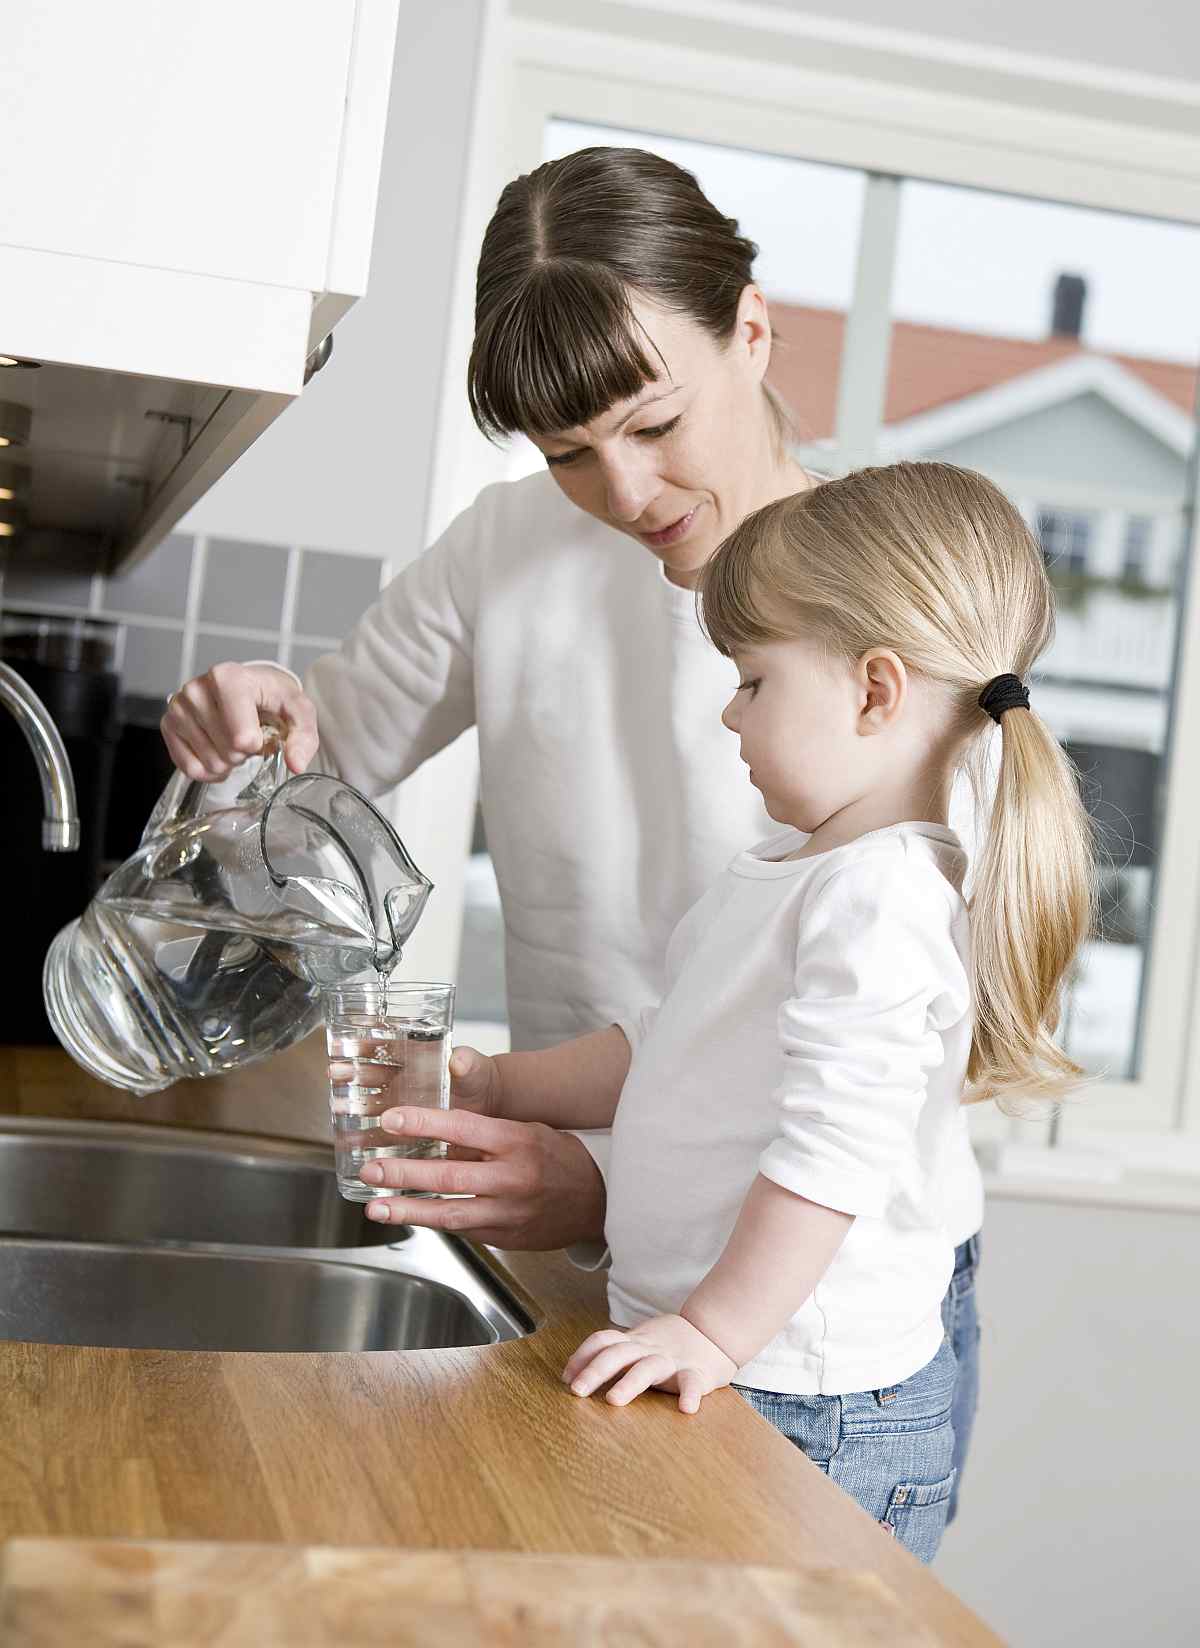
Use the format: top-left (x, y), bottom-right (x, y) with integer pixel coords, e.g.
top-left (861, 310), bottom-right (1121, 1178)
top-left (527, 288), bottom-right (801, 587)
top-left (721, 636), bottom-right (904, 833)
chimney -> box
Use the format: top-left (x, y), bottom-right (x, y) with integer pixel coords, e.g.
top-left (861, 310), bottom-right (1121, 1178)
top-left (1051, 273), bottom-right (1087, 340)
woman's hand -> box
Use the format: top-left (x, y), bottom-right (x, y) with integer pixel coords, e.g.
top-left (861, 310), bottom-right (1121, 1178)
top-left (329, 1045), bottom-right (502, 1129)
top-left (161, 661), bottom-right (319, 780)
top-left (562, 1314), bottom-right (739, 1414)
top-left (355, 1101), bottom-right (607, 1250)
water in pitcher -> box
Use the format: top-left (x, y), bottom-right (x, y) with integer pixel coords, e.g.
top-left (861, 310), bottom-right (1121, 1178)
top-left (43, 732), bottom-right (436, 1098)
top-left (328, 1015), bottom-right (450, 1201)
top-left (46, 892), bottom-right (383, 1092)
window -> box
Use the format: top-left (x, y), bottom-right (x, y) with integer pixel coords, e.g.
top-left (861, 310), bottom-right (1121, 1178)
top-left (878, 177), bottom-right (1200, 1126)
top-left (1122, 516), bottom-right (1152, 585)
top-left (1036, 510), bottom-right (1094, 576)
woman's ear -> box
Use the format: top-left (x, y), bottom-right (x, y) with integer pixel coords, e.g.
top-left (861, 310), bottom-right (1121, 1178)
top-left (856, 649), bottom-right (907, 733)
top-left (736, 284), bottom-right (773, 383)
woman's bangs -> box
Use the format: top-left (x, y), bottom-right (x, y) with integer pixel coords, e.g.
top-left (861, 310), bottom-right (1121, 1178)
top-left (468, 265), bottom-right (659, 440)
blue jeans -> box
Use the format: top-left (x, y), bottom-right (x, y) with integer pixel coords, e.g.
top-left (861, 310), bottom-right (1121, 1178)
top-left (735, 1335), bottom-right (958, 1563)
top-left (734, 1236), bottom-right (982, 1564)
top-left (941, 1232), bottom-right (982, 1527)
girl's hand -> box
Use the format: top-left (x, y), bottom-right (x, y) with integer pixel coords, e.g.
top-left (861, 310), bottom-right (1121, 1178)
top-left (562, 1314), bottom-right (738, 1414)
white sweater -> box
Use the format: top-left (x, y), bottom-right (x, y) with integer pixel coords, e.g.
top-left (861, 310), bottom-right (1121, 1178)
top-left (304, 471), bottom-right (984, 1245)
top-left (609, 823), bottom-right (973, 1395)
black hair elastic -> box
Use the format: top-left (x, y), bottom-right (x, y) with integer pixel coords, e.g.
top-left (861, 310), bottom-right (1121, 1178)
top-left (978, 673), bottom-right (1031, 724)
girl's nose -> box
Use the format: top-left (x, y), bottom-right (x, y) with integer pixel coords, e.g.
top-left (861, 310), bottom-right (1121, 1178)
top-left (721, 696), bottom-right (740, 732)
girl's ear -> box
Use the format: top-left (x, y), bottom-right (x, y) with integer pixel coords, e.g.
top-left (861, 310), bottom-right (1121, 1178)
top-left (856, 649), bottom-right (907, 732)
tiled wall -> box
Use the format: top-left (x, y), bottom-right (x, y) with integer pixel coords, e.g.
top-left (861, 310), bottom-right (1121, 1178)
top-left (0, 534), bottom-right (387, 700)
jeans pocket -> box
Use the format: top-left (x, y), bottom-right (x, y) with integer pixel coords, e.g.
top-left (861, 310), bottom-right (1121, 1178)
top-left (881, 1469), bottom-right (957, 1564)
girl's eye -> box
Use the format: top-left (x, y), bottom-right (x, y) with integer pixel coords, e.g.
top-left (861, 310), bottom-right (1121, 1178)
top-left (545, 449), bottom-right (581, 470)
top-left (737, 679), bottom-right (761, 697)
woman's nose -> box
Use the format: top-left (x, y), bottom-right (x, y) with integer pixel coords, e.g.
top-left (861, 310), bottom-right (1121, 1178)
top-left (601, 453), bottom-right (657, 524)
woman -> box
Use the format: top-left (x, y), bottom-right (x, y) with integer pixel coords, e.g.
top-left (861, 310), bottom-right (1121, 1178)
top-left (162, 146), bottom-right (983, 1519)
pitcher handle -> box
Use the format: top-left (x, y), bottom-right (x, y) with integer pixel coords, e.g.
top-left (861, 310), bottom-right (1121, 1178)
top-left (140, 725), bottom-right (291, 841)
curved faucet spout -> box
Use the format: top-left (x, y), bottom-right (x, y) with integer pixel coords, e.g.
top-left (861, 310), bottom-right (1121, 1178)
top-left (0, 660), bottom-right (80, 851)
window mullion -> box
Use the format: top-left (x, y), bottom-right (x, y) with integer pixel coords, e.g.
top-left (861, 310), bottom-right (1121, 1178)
top-left (833, 172), bottom-right (900, 471)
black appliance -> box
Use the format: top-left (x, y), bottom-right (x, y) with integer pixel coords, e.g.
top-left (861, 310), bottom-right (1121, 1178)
top-left (0, 621), bottom-right (122, 1042)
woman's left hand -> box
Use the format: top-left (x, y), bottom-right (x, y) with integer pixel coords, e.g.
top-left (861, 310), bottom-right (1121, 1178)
top-left (562, 1315), bottom-right (738, 1414)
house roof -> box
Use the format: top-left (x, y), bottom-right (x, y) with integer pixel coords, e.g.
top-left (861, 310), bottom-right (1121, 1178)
top-left (765, 302), bottom-right (1199, 444)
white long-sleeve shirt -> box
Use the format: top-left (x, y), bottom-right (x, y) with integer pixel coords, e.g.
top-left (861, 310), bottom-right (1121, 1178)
top-left (303, 471), bottom-right (983, 1244)
top-left (609, 822), bottom-right (973, 1395)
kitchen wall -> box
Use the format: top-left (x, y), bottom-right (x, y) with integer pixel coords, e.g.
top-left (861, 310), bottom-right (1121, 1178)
top-left (937, 1188), bottom-right (1198, 1646)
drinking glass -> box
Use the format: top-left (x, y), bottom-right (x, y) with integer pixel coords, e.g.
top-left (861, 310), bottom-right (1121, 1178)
top-left (324, 981), bottom-right (455, 1202)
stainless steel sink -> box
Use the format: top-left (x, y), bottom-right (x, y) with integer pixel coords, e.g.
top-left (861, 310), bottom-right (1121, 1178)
top-left (0, 1118), bottom-right (533, 1352)
top-left (0, 1239), bottom-right (506, 1352)
top-left (0, 1117), bottom-right (391, 1248)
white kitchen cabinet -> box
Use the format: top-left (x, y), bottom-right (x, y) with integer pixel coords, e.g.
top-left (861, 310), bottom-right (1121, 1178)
top-left (0, 0), bottom-right (400, 567)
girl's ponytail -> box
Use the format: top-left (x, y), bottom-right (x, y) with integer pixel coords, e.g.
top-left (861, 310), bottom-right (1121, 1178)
top-left (965, 690), bottom-right (1098, 1112)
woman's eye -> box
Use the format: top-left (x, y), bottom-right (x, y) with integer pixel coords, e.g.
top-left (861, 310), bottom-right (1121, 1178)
top-left (635, 416), bottom-right (682, 441)
top-left (544, 415), bottom-right (681, 469)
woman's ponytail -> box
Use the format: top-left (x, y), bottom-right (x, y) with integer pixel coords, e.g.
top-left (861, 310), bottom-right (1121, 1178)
top-left (965, 697), bottom-right (1098, 1112)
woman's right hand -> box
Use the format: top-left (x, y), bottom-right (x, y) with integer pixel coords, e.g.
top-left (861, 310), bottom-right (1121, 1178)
top-left (327, 1044), bottom-right (504, 1136)
top-left (160, 661), bottom-right (320, 780)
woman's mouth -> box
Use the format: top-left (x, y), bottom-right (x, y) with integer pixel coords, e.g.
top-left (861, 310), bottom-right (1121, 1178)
top-left (640, 508), bottom-right (698, 548)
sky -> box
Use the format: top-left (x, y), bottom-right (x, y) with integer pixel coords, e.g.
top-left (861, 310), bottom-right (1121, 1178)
top-left (547, 119), bottom-right (1200, 371)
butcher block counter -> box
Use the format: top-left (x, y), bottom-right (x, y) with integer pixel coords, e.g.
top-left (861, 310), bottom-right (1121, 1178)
top-left (0, 1041), bottom-right (1001, 1646)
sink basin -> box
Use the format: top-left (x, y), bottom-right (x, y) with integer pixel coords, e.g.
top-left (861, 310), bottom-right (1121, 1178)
top-left (0, 1117), bottom-right (391, 1248)
top-left (0, 1118), bottom-right (534, 1352)
top-left (0, 1239), bottom-right (500, 1352)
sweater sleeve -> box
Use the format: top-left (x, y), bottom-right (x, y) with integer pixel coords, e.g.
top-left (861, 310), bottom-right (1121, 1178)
top-left (758, 851), bottom-right (970, 1219)
top-left (300, 490), bottom-right (488, 797)
top-left (612, 1002), bottom-right (661, 1060)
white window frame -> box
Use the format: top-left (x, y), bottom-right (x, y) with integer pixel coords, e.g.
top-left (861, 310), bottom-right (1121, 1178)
top-left (496, 3), bottom-right (1200, 1169)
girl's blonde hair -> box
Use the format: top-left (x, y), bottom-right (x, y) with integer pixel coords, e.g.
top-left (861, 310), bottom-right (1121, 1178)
top-left (700, 461), bottom-right (1098, 1114)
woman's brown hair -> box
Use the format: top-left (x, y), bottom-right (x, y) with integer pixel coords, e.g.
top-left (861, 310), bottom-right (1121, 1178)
top-left (701, 461), bottom-right (1098, 1115)
top-left (468, 145), bottom-right (790, 444)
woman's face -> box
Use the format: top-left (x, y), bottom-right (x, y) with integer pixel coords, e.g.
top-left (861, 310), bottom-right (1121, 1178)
top-left (527, 287), bottom-right (797, 587)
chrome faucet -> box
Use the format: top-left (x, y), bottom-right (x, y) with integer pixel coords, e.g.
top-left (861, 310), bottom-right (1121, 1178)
top-left (0, 660), bottom-right (80, 850)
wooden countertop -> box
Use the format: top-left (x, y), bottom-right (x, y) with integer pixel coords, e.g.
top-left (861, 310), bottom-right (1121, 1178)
top-left (0, 1044), bottom-right (1001, 1646)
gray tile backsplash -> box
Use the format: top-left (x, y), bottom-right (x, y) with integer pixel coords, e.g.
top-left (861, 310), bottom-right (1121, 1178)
top-left (190, 631), bottom-right (285, 678)
top-left (199, 538), bottom-right (289, 631)
top-left (120, 625), bottom-right (184, 699)
top-left (103, 533), bottom-right (193, 619)
top-left (294, 550), bottom-right (382, 639)
top-left (2, 533), bottom-right (378, 706)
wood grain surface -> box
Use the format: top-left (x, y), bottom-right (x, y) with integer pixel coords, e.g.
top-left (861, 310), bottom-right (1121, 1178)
top-left (0, 1045), bottom-right (1004, 1647)
top-left (0, 1539), bottom-right (944, 1646)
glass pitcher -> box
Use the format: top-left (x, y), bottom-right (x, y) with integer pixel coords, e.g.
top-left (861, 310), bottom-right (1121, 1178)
top-left (43, 733), bottom-right (433, 1095)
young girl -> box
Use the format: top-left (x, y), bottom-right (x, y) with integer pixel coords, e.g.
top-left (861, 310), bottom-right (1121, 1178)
top-left (372, 460), bottom-right (1096, 1563)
